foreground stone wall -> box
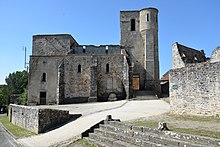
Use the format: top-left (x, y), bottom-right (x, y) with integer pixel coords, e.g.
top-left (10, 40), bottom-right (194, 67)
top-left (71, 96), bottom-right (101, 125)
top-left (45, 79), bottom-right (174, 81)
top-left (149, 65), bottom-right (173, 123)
top-left (170, 61), bottom-right (220, 116)
top-left (9, 104), bottom-right (70, 133)
top-left (9, 104), bottom-right (39, 133)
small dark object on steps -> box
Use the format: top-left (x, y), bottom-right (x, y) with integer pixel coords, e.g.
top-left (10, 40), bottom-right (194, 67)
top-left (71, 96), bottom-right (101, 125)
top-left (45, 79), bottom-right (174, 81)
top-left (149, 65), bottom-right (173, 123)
top-left (158, 122), bottom-right (169, 131)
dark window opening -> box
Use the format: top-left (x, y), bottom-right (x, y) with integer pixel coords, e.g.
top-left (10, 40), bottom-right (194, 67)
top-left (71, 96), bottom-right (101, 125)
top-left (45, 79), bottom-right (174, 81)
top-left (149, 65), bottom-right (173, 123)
top-left (156, 14), bottom-right (158, 22)
top-left (78, 64), bottom-right (81, 73)
top-left (42, 73), bottom-right (46, 82)
top-left (147, 13), bottom-right (149, 21)
top-left (106, 64), bottom-right (109, 73)
top-left (40, 92), bottom-right (46, 105)
top-left (131, 19), bottom-right (135, 31)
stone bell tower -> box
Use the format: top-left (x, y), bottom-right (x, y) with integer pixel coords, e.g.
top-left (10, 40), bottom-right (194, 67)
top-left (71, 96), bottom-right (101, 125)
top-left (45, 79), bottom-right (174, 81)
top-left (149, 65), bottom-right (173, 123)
top-left (120, 8), bottom-right (160, 96)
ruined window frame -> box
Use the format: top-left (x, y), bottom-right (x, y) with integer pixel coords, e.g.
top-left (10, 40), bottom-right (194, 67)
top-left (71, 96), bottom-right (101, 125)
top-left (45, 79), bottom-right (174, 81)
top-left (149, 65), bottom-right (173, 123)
top-left (78, 64), bottom-right (82, 73)
top-left (106, 63), bottom-right (110, 73)
top-left (42, 73), bottom-right (46, 82)
top-left (130, 19), bottom-right (135, 31)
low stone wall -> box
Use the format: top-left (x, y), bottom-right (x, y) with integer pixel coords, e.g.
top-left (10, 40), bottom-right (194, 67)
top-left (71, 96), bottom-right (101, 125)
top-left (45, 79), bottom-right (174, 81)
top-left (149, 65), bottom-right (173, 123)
top-left (169, 61), bottom-right (220, 116)
top-left (9, 104), bottom-right (70, 133)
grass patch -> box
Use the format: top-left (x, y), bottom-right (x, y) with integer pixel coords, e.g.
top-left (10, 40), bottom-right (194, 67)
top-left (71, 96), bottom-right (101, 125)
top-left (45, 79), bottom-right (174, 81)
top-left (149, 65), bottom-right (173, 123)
top-left (68, 139), bottom-right (97, 147)
top-left (171, 127), bottom-right (220, 139)
top-left (167, 113), bottom-right (220, 122)
top-left (127, 119), bottom-right (158, 128)
top-left (0, 115), bottom-right (36, 138)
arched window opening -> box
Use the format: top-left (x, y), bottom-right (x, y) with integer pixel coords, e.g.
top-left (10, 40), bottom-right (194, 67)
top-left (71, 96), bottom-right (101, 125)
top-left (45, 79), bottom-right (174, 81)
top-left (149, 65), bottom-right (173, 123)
top-left (42, 73), bottom-right (46, 82)
top-left (106, 63), bottom-right (109, 73)
top-left (131, 19), bottom-right (135, 31)
top-left (78, 64), bottom-right (81, 73)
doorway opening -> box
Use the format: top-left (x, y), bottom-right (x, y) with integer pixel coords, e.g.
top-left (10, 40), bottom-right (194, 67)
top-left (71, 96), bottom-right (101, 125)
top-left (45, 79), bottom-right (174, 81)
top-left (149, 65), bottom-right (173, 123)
top-left (40, 92), bottom-right (46, 105)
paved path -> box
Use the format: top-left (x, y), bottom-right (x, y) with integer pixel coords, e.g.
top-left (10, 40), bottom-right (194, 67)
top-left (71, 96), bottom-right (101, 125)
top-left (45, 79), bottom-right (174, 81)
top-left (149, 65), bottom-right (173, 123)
top-left (18, 100), bottom-right (170, 147)
top-left (0, 114), bottom-right (19, 147)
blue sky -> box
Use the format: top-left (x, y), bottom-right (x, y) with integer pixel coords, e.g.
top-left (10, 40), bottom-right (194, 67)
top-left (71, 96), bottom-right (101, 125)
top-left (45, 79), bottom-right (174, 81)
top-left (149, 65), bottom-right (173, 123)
top-left (0, 0), bottom-right (220, 84)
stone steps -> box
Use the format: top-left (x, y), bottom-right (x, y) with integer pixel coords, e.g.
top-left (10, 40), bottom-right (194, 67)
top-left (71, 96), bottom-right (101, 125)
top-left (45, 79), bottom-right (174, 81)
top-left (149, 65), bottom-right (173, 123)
top-left (99, 124), bottom-right (204, 147)
top-left (94, 128), bottom-right (163, 147)
top-left (132, 90), bottom-right (158, 100)
top-left (84, 133), bottom-right (137, 147)
top-left (84, 120), bottom-right (220, 147)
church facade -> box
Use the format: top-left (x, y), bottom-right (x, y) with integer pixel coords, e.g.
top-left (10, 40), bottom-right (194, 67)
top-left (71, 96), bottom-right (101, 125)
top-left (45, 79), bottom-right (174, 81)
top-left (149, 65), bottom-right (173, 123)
top-left (28, 8), bottom-right (160, 105)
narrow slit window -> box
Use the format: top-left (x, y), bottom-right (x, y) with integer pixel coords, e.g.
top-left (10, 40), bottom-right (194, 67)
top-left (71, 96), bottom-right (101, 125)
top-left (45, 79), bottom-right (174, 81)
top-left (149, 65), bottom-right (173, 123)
top-left (131, 19), bottom-right (135, 31)
top-left (147, 13), bottom-right (149, 21)
top-left (106, 64), bottom-right (109, 73)
top-left (78, 64), bottom-right (81, 73)
top-left (42, 73), bottom-right (46, 82)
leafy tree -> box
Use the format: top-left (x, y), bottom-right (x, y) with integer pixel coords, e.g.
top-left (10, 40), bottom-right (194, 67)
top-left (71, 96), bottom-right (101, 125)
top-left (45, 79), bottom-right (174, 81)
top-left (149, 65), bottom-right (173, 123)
top-left (18, 89), bottom-right (28, 105)
top-left (0, 85), bottom-right (8, 105)
top-left (5, 70), bottom-right (28, 94)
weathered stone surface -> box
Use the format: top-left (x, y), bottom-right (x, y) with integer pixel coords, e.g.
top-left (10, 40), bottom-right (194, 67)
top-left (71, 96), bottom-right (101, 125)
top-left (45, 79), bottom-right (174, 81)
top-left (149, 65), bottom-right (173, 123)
top-left (170, 61), bottom-right (220, 116)
top-left (210, 46), bottom-right (220, 63)
top-left (86, 120), bottom-right (219, 146)
top-left (120, 8), bottom-right (160, 94)
top-left (9, 104), bottom-right (70, 133)
top-left (28, 7), bottom-right (161, 105)
top-left (172, 42), bottom-right (207, 69)
top-left (108, 93), bottom-right (117, 101)
top-left (171, 42), bottom-right (220, 116)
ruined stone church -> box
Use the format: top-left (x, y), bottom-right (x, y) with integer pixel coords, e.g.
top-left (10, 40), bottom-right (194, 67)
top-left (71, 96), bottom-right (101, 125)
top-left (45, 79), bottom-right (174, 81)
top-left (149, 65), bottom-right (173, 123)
top-left (28, 8), bottom-right (160, 105)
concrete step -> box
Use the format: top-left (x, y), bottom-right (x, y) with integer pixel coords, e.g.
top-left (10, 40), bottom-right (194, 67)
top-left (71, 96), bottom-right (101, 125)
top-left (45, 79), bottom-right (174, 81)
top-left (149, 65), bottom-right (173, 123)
top-left (94, 128), bottom-right (164, 147)
top-left (135, 90), bottom-right (155, 96)
top-left (132, 90), bottom-right (158, 100)
top-left (99, 125), bottom-right (205, 147)
top-left (104, 121), bottom-right (220, 146)
top-left (87, 133), bottom-right (137, 147)
top-left (89, 133), bottom-right (117, 147)
top-left (84, 137), bottom-right (107, 147)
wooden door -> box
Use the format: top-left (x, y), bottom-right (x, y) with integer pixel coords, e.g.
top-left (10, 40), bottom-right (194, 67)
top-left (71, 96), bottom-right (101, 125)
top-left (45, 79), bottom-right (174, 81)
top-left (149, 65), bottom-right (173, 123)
top-left (132, 75), bottom-right (140, 90)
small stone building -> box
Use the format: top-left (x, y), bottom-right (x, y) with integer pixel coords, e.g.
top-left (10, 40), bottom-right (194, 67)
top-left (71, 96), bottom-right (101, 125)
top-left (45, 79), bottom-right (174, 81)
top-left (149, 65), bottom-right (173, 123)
top-left (28, 8), bottom-right (161, 105)
top-left (170, 42), bottom-right (220, 116)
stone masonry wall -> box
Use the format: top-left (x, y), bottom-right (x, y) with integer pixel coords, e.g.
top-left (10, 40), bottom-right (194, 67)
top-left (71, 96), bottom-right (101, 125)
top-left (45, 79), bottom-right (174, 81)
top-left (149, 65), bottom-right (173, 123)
top-left (170, 61), bottom-right (220, 116)
top-left (9, 104), bottom-right (39, 133)
top-left (28, 56), bottom-right (63, 105)
top-left (172, 42), bottom-right (207, 69)
top-left (63, 54), bottom-right (128, 102)
top-left (32, 34), bottom-right (78, 56)
top-left (9, 104), bottom-right (70, 133)
top-left (38, 108), bottom-right (69, 133)
top-left (73, 45), bottom-right (121, 55)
